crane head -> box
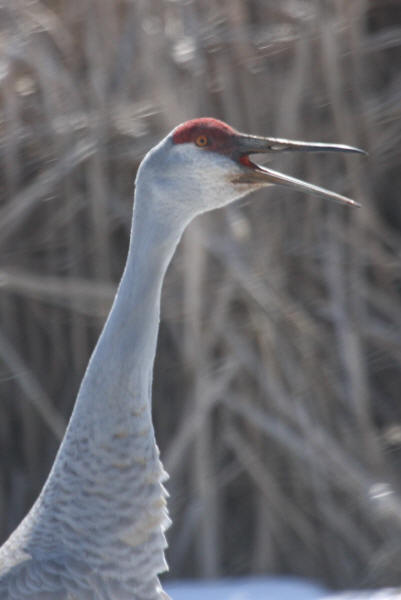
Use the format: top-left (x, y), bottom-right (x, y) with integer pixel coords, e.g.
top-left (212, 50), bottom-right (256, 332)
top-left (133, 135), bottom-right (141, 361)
top-left (137, 118), bottom-right (365, 220)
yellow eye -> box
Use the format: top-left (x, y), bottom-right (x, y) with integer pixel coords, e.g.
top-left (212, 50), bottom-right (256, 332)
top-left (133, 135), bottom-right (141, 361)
top-left (195, 135), bottom-right (209, 147)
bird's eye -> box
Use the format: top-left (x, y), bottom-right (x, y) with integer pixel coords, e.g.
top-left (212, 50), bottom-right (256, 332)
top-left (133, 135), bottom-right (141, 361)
top-left (195, 135), bottom-right (209, 147)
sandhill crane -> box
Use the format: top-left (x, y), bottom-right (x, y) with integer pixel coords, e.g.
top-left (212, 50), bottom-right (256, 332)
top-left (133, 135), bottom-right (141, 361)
top-left (0, 118), bottom-right (365, 599)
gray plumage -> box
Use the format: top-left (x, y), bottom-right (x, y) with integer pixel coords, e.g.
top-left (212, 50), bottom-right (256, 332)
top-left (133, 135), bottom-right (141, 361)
top-left (0, 118), bottom-right (364, 599)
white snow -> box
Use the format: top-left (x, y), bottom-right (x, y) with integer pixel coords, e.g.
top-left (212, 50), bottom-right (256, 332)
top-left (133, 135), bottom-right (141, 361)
top-left (164, 576), bottom-right (400, 600)
top-left (165, 576), bottom-right (326, 600)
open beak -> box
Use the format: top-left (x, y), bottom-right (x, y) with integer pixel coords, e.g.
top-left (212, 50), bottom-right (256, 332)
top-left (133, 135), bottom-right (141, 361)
top-left (233, 134), bottom-right (366, 207)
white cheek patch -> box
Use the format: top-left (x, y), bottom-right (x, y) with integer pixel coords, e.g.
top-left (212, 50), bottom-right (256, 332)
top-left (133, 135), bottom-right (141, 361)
top-left (139, 136), bottom-right (260, 216)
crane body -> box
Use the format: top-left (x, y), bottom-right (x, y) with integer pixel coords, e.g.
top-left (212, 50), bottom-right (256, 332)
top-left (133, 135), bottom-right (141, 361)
top-left (0, 118), bottom-right (364, 599)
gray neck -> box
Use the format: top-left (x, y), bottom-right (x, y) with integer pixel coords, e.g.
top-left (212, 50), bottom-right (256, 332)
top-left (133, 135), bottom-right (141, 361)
top-left (28, 181), bottom-right (190, 598)
top-left (77, 192), bottom-right (186, 420)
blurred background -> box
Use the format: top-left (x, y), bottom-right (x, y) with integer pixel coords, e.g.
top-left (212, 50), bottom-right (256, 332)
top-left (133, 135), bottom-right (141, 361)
top-left (1, 0), bottom-right (401, 593)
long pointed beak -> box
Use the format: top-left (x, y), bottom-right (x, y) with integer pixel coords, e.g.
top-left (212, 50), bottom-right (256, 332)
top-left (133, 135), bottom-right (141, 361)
top-left (233, 134), bottom-right (366, 207)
